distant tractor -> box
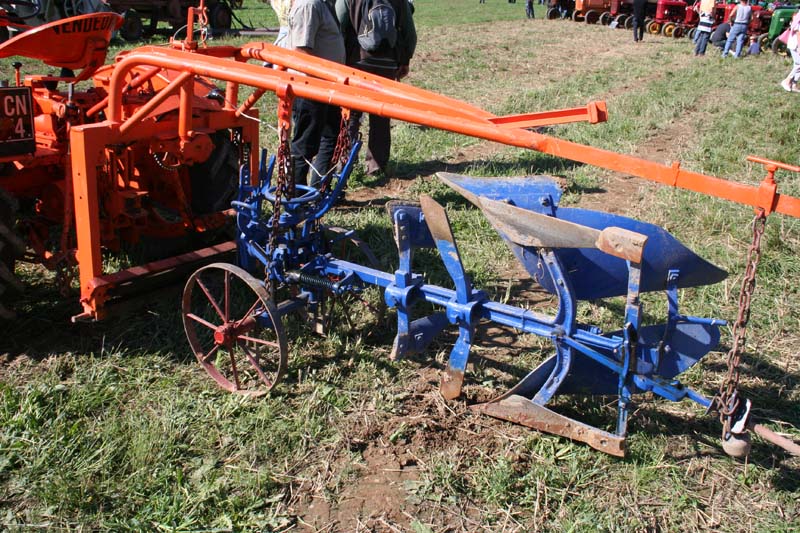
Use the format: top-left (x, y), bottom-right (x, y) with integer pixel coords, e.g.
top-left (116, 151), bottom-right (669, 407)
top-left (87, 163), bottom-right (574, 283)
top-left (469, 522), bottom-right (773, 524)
top-left (766, 5), bottom-right (799, 54)
top-left (571, 0), bottom-right (612, 23)
top-left (109, 0), bottom-right (233, 41)
top-left (646, 0), bottom-right (689, 37)
top-left (547, 0), bottom-right (575, 19)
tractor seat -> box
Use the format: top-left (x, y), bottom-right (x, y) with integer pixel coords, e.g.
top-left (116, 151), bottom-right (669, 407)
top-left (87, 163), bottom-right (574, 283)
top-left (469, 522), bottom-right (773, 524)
top-left (0, 13), bottom-right (122, 71)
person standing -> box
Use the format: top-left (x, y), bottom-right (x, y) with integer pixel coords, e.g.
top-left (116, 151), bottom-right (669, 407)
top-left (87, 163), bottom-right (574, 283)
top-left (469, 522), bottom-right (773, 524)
top-left (287, 0), bottom-right (346, 187)
top-left (336, 0), bottom-right (417, 179)
top-left (693, 1), bottom-right (714, 55)
top-left (722, 0), bottom-right (752, 58)
top-left (526, 0), bottom-right (535, 18)
top-left (781, 9), bottom-right (800, 91)
top-left (632, 0), bottom-right (646, 42)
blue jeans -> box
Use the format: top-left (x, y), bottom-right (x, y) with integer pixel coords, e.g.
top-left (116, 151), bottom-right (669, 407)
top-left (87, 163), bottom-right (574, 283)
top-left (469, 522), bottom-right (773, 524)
top-left (694, 30), bottom-right (710, 55)
top-left (722, 23), bottom-right (748, 57)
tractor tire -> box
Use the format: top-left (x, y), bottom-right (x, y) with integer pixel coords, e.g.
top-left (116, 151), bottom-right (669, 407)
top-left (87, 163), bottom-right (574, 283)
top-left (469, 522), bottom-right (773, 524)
top-left (772, 36), bottom-right (788, 56)
top-left (571, 10), bottom-right (584, 22)
top-left (546, 7), bottom-right (560, 19)
top-left (616, 14), bottom-right (628, 28)
top-left (209, 3), bottom-right (233, 36)
top-left (624, 16), bottom-right (633, 30)
top-left (662, 22), bottom-right (676, 37)
top-left (757, 33), bottom-right (770, 53)
top-left (585, 9), bottom-right (600, 24)
top-left (673, 25), bottom-right (684, 38)
top-left (599, 11), bottom-right (611, 25)
top-left (647, 20), bottom-right (661, 35)
top-left (120, 10), bottom-right (144, 42)
top-left (189, 131), bottom-right (240, 215)
top-left (0, 189), bottom-right (25, 321)
top-left (687, 27), bottom-right (696, 40)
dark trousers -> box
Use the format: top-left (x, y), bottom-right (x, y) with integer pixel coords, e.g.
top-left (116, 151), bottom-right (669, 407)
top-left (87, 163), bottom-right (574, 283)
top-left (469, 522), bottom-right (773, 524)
top-left (290, 97), bottom-right (341, 187)
top-left (632, 15), bottom-right (645, 41)
top-left (347, 63), bottom-right (399, 176)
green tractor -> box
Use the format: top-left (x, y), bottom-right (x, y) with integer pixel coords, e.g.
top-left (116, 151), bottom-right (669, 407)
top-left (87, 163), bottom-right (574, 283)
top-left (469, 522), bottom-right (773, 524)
top-left (763, 4), bottom-right (799, 55)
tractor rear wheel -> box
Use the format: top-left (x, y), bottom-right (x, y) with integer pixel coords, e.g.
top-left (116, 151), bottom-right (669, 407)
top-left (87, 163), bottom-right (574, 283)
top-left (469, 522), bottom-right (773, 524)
top-left (772, 36), bottom-right (788, 56)
top-left (120, 10), bottom-right (144, 42)
top-left (188, 131), bottom-right (240, 215)
top-left (662, 22), bottom-right (676, 37)
top-left (624, 16), bottom-right (633, 30)
top-left (599, 11), bottom-right (611, 25)
top-left (0, 189), bottom-right (25, 320)
top-left (585, 10), bottom-right (600, 24)
top-left (757, 33), bottom-right (770, 52)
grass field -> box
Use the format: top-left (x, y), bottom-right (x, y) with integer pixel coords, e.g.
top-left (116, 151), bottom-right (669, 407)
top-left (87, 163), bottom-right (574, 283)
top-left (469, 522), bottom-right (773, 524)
top-left (1, 0), bottom-right (799, 531)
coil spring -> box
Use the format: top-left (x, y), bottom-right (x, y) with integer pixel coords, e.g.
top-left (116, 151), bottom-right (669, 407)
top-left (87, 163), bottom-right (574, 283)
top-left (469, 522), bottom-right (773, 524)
top-left (287, 270), bottom-right (338, 291)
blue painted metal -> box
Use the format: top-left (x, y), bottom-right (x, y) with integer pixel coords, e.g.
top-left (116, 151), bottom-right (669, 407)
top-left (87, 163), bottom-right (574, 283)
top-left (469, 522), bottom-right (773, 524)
top-left (229, 163), bottom-right (730, 454)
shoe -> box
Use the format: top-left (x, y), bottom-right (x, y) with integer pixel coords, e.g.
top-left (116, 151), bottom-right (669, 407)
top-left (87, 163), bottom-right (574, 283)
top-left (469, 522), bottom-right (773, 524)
top-left (781, 79), bottom-right (792, 92)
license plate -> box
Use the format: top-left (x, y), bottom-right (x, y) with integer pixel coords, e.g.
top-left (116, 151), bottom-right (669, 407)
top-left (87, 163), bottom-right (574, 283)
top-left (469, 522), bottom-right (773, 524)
top-left (0, 87), bottom-right (35, 157)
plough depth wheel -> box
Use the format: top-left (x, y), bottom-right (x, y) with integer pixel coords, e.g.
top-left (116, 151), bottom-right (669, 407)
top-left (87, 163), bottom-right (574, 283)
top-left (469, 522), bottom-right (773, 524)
top-left (182, 263), bottom-right (288, 396)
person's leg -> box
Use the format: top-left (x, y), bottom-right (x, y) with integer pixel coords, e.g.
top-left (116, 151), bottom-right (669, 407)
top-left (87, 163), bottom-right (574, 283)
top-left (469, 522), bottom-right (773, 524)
top-left (734, 28), bottom-right (746, 57)
top-left (310, 105), bottom-right (343, 188)
top-left (790, 50), bottom-right (800, 86)
top-left (722, 30), bottom-right (734, 56)
top-left (696, 31), bottom-right (709, 55)
top-left (290, 97), bottom-right (324, 186)
top-left (365, 114), bottom-right (391, 176)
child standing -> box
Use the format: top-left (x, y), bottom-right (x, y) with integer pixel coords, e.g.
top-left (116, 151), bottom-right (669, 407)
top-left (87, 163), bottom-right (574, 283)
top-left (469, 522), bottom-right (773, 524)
top-left (694, 8), bottom-right (714, 55)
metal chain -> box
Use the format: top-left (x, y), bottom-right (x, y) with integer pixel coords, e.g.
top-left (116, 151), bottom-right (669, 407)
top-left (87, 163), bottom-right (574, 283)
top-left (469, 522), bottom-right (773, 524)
top-left (713, 209), bottom-right (767, 435)
top-left (265, 122), bottom-right (292, 298)
top-left (319, 112), bottom-right (353, 195)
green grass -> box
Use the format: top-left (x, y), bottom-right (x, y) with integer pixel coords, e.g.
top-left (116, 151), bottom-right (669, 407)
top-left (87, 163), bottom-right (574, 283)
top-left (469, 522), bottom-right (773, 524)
top-left (1, 1), bottom-right (799, 531)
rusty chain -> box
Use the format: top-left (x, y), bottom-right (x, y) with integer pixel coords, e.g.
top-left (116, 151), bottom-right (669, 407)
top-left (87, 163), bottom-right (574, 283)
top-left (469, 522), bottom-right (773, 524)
top-left (265, 122), bottom-right (293, 298)
top-left (712, 209), bottom-right (766, 436)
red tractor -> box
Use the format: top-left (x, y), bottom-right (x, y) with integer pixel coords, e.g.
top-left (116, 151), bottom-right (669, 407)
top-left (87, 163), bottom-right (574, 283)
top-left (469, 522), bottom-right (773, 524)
top-left (646, 0), bottom-right (690, 37)
top-left (0, 10), bottom-right (257, 320)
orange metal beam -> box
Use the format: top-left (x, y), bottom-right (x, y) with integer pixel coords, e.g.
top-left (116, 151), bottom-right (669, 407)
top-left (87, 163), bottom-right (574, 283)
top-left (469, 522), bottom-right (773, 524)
top-left (104, 45), bottom-right (800, 219)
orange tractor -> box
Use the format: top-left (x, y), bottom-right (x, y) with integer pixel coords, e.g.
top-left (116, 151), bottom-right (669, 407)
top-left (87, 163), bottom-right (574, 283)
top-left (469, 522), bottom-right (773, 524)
top-left (0, 10), bottom-right (257, 320)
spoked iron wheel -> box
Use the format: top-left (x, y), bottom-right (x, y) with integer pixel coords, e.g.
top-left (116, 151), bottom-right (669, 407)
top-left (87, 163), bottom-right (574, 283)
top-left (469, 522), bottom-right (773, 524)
top-left (183, 263), bottom-right (288, 396)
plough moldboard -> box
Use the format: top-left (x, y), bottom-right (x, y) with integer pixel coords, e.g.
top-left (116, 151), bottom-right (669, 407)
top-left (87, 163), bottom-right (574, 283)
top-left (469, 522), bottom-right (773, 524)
top-left (3, 6), bottom-right (795, 458)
